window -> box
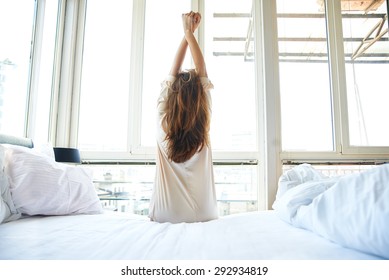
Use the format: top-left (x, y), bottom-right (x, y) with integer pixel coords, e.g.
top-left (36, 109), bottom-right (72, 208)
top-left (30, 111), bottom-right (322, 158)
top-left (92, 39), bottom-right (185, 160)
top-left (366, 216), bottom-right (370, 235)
top-left (141, 0), bottom-right (191, 147)
top-left (277, 0), bottom-right (334, 151)
top-left (79, 0), bottom-right (258, 155)
top-left (33, 1), bottom-right (60, 144)
top-left (0, 1), bottom-right (35, 137)
top-left (341, 1), bottom-right (389, 146)
top-left (76, 0), bottom-right (260, 215)
top-left (0, 0), bottom-right (58, 143)
top-left (88, 163), bottom-right (257, 216)
top-left (78, 0), bottom-right (133, 151)
top-left (277, 0), bottom-right (389, 158)
top-left (141, 0), bottom-right (258, 154)
top-left (204, 0), bottom-right (257, 152)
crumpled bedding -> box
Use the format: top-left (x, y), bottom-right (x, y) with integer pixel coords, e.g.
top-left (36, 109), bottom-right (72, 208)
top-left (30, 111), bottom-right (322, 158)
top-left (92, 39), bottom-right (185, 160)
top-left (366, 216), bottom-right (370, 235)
top-left (272, 163), bottom-right (389, 259)
top-left (0, 146), bottom-right (20, 224)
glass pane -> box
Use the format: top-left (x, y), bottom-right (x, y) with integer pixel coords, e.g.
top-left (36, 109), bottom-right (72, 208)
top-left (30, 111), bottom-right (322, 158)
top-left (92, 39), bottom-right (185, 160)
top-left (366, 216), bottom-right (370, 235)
top-left (342, 1), bottom-right (389, 146)
top-left (0, 1), bottom-right (35, 136)
top-left (78, 0), bottom-right (133, 151)
top-left (141, 0), bottom-right (191, 147)
top-left (282, 163), bottom-right (374, 177)
top-left (88, 163), bottom-right (257, 216)
top-left (204, 0), bottom-right (257, 151)
top-left (214, 165), bottom-right (258, 215)
top-left (141, 0), bottom-right (257, 152)
top-left (277, 0), bottom-right (334, 151)
top-left (34, 1), bottom-right (59, 144)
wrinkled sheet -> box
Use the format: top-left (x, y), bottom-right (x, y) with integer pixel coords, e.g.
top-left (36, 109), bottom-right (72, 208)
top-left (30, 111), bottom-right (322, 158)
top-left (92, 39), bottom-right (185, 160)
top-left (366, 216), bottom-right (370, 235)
top-left (273, 164), bottom-right (389, 259)
top-left (0, 146), bottom-right (20, 224)
top-left (0, 210), bottom-right (381, 260)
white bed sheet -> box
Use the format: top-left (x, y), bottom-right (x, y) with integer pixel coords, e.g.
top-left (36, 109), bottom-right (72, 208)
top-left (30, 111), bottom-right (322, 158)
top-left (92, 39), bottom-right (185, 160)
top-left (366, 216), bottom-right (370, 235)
top-left (0, 210), bottom-right (382, 260)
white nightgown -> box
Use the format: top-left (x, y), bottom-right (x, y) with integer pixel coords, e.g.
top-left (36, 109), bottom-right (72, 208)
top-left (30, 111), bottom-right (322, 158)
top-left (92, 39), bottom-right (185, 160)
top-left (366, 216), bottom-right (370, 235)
top-left (148, 75), bottom-right (218, 223)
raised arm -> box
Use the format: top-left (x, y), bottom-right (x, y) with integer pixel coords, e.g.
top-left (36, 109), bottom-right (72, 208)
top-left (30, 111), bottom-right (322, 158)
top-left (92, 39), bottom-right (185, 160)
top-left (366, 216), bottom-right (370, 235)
top-left (169, 36), bottom-right (188, 76)
top-left (169, 12), bottom-right (207, 77)
top-left (182, 12), bottom-right (207, 77)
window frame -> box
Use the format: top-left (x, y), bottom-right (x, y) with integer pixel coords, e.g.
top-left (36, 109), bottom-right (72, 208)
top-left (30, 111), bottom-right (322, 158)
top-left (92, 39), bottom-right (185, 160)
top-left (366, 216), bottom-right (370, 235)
top-left (70, 0), bottom-right (262, 163)
top-left (70, 0), bottom-right (267, 209)
top-left (1, 0), bottom-right (38, 138)
top-left (278, 0), bottom-right (389, 163)
top-left (7, 0), bottom-right (62, 143)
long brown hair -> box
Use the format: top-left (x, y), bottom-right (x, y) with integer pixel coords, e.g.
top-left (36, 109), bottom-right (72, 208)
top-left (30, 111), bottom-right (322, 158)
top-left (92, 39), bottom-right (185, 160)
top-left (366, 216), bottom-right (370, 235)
top-left (162, 69), bottom-right (211, 163)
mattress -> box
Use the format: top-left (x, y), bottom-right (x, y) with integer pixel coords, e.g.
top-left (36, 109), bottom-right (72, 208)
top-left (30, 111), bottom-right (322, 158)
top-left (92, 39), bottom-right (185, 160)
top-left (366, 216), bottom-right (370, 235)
top-left (0, 210), bottom-right (381, 260)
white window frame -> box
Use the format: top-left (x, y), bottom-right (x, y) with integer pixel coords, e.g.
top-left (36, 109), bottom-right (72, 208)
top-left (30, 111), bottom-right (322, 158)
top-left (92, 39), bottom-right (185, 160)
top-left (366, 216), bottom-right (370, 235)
top-left (26, 0), bottom-right (44, 139)
top-left (278, 0), bottom-right (389, 164)
top-left (22, 0), bottom-right (62, 144)
top-left (50, 0), bottom-right (82, 148)
top-left (65, 0), bottom-right (263, 163)
top-left (255, 0), bottom-right (282, 210)
top-left (67, 0), bottom-right (272, 209)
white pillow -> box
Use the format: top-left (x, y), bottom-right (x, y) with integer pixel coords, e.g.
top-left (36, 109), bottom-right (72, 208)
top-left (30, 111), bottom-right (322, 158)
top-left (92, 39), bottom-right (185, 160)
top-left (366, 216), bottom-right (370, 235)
top-left (4, 145), bottom-right (102, 216)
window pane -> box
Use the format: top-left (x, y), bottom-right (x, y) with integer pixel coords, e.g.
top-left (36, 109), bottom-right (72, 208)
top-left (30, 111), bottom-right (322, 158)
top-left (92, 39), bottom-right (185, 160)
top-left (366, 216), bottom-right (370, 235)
top-left (0, 1), bottom-right (35, 136)
top-left (277, 0), bottom-right (334, 151)
top-left (34, 1), bottom-right (59, 144)
top-left (342, 1), bottom-right (389, 146)
top-left (141, 0), bottom-right (191, 147)
top-left (214, 165), bottom-right (258, 215)
top-left (204, 0), bottom-right (257, 151)
top-left (88, 163), bottom-right (257, 216)
top-left (141, 0), bottom-right (257, 152)
top-left (78, 0), bottom-right (133, 151)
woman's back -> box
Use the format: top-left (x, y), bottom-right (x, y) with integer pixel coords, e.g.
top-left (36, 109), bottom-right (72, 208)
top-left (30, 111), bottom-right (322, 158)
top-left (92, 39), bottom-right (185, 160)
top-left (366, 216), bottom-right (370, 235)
top-left (149, 138), bottom-right (218, 223)
top-left (148, 75), bottom-right (218, 223)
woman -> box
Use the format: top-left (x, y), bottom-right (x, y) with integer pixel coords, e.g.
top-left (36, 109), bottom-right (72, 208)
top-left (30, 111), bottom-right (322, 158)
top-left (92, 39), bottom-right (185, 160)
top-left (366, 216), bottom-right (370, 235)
top-left (148, 12), bottom-right (218, 223)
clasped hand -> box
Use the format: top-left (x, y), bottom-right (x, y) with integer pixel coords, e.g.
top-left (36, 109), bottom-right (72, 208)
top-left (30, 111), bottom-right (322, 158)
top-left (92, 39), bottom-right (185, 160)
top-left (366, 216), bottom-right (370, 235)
top-left (182, 11), bottom-right (201, 33)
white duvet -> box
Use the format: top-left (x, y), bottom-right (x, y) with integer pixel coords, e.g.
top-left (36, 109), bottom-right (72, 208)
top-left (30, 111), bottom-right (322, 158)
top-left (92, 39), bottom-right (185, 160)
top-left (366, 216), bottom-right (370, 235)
top-left (272, 163), bottom-right (389, 259)
top-left (0, 210), bottom-right (382, 260)
top-left (0, 146), bottom-right (20, 224)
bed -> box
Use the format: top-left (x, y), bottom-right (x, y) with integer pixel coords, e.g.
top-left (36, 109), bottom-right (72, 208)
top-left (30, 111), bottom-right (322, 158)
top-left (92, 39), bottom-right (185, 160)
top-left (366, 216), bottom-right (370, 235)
top-left (0, 134), bottom-right (388, 260)
top-left (0, 210), bottom-right (383, 260)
